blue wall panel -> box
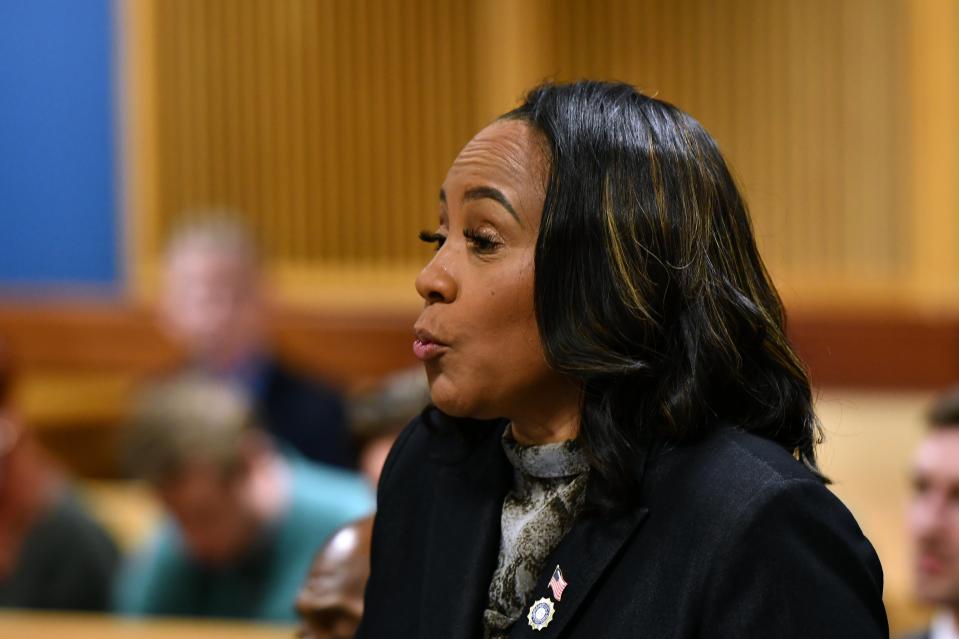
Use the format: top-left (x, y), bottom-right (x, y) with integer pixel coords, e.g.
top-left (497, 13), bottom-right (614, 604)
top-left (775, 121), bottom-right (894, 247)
top-left (0, 0), bottom-right (118, 286)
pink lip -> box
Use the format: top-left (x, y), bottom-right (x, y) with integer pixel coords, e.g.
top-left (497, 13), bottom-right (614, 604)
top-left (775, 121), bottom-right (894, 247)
top-left (412, 327), bottom-right (448, 361)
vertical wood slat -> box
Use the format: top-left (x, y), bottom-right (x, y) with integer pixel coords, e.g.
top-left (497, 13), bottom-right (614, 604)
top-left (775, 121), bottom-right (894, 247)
top-left (125, 0), bottom-right (951, 312)
top-left (546, 0), bottom-right (908, 309)
top-left (315, 0), bottom-right (338, 271)
top-left (908, 0), bottom-right (959, 309)
top-left (118, 0), bottom-right (160, 299)
top-left (137, 0), bottom-right (477, 306)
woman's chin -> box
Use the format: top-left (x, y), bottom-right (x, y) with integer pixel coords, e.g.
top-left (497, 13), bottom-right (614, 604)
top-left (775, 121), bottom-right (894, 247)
top-left (428, 380), bottom-right (480, 419)
top-left (430, 393), bottom-right (474, 419)
top-left (431, 397), bottom-right (506, 423)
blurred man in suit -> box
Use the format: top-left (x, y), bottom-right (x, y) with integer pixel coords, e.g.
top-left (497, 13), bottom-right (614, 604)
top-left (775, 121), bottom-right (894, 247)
top-left (116, 375), bottom-right (373, 621)
top-left (904, 389), bottom-right (959, 639)
top-left (159, 216), bottom-right (355, 468)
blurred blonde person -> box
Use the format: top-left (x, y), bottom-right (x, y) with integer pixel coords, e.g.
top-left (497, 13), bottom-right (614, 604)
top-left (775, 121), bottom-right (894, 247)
top-left (115, 374), bottom-right (373, 621)
top-left (159, 216), bottom-right (354, 468)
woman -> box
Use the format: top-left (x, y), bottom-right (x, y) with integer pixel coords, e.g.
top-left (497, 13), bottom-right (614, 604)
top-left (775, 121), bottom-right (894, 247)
top-left (358, 81), bottom-right (887, 638)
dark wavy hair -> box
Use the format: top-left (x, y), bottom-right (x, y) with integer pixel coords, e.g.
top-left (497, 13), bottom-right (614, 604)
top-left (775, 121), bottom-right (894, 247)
top-left (496, 81), bottom-right (822, 511)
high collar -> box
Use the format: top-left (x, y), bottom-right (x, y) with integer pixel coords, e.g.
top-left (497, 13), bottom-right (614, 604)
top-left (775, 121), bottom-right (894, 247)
top-left (932, 610), bottom-right (959, 639)
top-left (501, 428), bottom-right (589, 481)
top-left (417, 410), bottom-right (655, 639)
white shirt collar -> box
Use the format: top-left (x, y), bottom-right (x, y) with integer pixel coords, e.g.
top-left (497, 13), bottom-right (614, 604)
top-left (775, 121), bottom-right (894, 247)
top-left (931, 610), bottom-right (959, 639)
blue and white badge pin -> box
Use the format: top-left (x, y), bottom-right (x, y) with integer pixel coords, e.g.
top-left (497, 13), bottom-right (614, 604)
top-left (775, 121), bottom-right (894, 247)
top-left (527, 597), bottom-right (555, 631)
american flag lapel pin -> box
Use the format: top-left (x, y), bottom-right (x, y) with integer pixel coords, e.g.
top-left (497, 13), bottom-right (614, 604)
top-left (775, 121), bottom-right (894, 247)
top-left (548, 565), bottom-right (568, 602)
top-left (527, 565), bottom-right (568, 631)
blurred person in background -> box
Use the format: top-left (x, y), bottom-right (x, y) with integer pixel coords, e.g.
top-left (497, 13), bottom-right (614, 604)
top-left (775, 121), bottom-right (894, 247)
top-left (159, 215), bottom-right (355, 468)
top-left (114, 374), bottom-right (374, 622)
top-left (295, 516), bottom-right (373, 639)
top-left (0, 339), bottom-right (118, 610)
top-left (903, 389), bottom-right (959, 639)
top-left (349, 367), bottom-right (430, 487)
top-left (291, 368), bottom-right (428, 637)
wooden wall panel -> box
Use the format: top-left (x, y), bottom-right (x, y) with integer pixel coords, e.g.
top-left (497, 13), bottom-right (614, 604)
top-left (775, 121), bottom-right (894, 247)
top-left (908, 0), bottom-right (959, 309)
top-left (127, 0), bottom-right (479, 306)
top-left (549, 0), bottom-right (911, 309)
top-left (121, 0), bottom-right (959, 314)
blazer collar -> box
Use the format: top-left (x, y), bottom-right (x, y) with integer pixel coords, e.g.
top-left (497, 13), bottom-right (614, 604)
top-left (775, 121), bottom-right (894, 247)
top-left (505, 437), bottom-right (660, 638)
top-left (419, 412), bottom-right (657, 639)
top-left (506, 504), bottom-right (650, 639)
top-left (420, 418), bottom-right (513, 639)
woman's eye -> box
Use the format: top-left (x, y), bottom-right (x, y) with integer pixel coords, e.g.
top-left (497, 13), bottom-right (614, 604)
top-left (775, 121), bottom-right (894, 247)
top-left (418, 230), bottom-right (446, 251)
top-left (463, 228), bottom-right (501, 253)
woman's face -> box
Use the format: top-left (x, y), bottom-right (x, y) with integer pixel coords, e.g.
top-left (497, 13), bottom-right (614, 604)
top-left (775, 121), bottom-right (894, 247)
top-left (414, 120), bottom-right (571, 424)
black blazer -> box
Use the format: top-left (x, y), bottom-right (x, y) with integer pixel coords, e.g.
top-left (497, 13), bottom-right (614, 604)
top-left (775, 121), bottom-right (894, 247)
top-left (358, 412), bottom-right (888, 638)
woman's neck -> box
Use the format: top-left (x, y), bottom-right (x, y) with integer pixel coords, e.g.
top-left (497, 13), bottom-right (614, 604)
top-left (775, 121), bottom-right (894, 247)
top-left (508, 381), bottom-right (582, 445)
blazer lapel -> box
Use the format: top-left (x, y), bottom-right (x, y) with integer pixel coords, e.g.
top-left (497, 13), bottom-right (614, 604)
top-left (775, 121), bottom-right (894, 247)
top-left (507, 505), bottom-right (651, 639)
top-left (420, 423), bottom-right (513, 639)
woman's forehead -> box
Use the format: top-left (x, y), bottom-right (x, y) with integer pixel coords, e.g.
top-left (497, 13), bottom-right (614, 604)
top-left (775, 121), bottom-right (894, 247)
top-left (442, 120), bottom-right (547, 214)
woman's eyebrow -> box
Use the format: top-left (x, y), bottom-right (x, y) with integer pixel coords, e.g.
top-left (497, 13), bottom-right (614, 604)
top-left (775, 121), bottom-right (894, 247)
top-left (462, 186), bottom-right (521, 225)
top-left (438, 186), bottom-right (522, 226)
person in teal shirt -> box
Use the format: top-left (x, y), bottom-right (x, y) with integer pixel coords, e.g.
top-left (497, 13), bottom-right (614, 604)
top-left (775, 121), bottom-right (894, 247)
top-left (114, 374), bottom-right (374, 622)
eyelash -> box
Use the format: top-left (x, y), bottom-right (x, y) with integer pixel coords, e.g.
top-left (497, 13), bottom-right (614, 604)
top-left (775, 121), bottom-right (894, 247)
top-left (418, 230), bottom-right (445, 251)
top-left (417, 229), bottom-right (502, 253)
top-left (463, 228), bottom-right (501, 252)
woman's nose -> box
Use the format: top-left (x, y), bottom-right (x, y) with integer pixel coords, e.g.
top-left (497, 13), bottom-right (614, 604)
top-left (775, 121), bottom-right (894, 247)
top-left (415, 250), bottom-right (457, 304)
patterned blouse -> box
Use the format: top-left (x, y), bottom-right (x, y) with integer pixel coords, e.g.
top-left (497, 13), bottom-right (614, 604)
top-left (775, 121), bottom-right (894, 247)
top-left (482, 427), bottom-right (589, 638)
